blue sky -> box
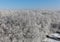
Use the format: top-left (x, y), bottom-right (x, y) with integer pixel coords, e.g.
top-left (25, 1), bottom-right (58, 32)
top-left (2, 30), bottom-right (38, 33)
top-left (0, 0), bottom-right (60, 9)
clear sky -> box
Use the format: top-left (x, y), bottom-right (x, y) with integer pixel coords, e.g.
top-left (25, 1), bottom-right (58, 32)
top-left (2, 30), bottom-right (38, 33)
top-left (0, 0), bottom-right (60, 9)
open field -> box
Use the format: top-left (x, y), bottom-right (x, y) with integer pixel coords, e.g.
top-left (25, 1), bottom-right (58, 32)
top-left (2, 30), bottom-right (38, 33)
top-left (0, 10), bottom-right (60, 42)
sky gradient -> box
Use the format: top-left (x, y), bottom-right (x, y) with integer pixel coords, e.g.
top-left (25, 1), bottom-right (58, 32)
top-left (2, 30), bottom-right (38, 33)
top-left (0, 0), bottom-right (60, 9)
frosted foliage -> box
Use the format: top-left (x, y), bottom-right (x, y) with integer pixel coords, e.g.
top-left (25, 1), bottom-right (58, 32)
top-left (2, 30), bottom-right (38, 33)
top-left (0, 10), bottom-right (60, 42)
